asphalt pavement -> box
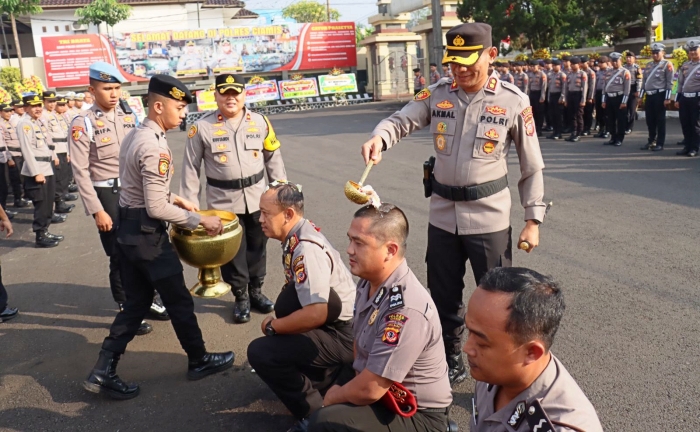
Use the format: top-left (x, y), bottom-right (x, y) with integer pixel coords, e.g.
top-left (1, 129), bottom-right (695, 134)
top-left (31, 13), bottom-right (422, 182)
top-left (1, 102), bottom-right (699, 431)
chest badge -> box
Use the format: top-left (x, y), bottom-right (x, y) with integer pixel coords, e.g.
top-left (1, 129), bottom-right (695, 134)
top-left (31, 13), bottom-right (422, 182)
top-left (484, 128), bottom-right (499, 140)
top-left (219, 154), bottom-right (228, 163)
top-left (436, 122), bottom-right (447, 133)
top-left (124, 116), bottom-right (133, 123)
top-left (436, 134), bottom-right (446, 151)
top-left (485, 106), bottom-right (507, 116)
top-left (212, 122), bottom-right (224, 127)
top-left (368, 308), bottom-right (379, 326)
top-left (483, 142), bottom-right (495, 154)
top-left (217, 143), bottom-right (227, 150)
top-left (508, 401), bottom-right (527, 428)
top-left (101, 137), bottom-right (111, 143)
top-left (96, 120), bottom-right (105, 127)
top-left (436, 100), bottom-right (454, 109)
top-left (213, 129), bottom-right (227, 136)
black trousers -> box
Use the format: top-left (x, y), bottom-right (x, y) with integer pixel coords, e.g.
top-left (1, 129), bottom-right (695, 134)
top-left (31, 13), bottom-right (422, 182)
top-left (627, 90), bottom-right (639, 131)
top-left (426, 224), bottom-right (512, 355)
top-left (95, 186), bottom-right (126, 303)
top-left (24, 174), bottom-right (55, 233)
top-left (308, 402), bottom-right (448, 432)
top-left (679, 95), bottom-right (700, 152)
top-left (544, 97), bottom-right (551, 128)
top-left (645, 92), bottom-right (667, 146)
top-left (53, 153), bottom-right (72, 201)
top-left (529, 91), bottom-right (544, 134)
top-left (248, 322), bottom-right (354, 420)
top-left (0, 266), bottom-right (7, 311)
top-left (221, 210), bottom-right (267, 296)
top-left (548, 93), bottom-right (564, 135)
top-left (584, 97), bottom-right (595, 132)
top-left (0, 163), bottom-right (8, 209)
top-left (7, 157), bottom-right (24, 199)
top-left (567, 91), bottom-right (584, 135)
top-left (595, 90), bottom-right (606, 132)
top-left (101, 240), bottom-right (206, 358)
top-left (605, 95), bottom-right (628, 143)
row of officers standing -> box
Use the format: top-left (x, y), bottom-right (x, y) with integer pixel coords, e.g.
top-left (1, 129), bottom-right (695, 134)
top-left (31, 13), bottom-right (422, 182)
top-left (71, 22), bottom-right (605, 432)
top-left (492, 41), bottom-right (700, 154)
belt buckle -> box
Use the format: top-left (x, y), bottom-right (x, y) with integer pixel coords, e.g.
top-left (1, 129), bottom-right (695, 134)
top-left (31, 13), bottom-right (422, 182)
top-left (107, 179), bottom-right (114, 186)
top-left (242, 177), bottom-right (251, 188)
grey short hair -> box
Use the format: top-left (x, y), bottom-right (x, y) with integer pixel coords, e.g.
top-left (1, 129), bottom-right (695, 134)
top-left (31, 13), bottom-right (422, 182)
top-left (267, 182), bottom-right (304, 216)
top-left (353, 203), bottom-right (409, 255)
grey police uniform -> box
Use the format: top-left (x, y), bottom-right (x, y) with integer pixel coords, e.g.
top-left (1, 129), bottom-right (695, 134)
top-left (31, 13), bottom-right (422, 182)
top-left (565, 69), bottom-right (588, 137)
top-left (623, 61), bottom-right (643, 132)
top-left (594, 66), bottom-right (609, 135)
top-left (528, 69), bottom-right (548, 134)
top-left (247, 218), bottom-right (356, 421)
top-left (500, 71), bottom-right (514, 84)
top-left (640, 54), bottom-right (674, 148)
top-left (42, 110), bottom-right (72, 206)
top-left (514, 70), bottom-right (529, 95)
top-left (675, 51), bottom-right (700, 154)
top-left (176, 54), bottom-right (205, 72)
top-left (602, 56), bottom-right (631, 144)
top-left (308, 259), bottom-right (453, 431)
top-left (0, 116), bottom-right (25, 200)
top-left (471, 355), bottom-right (603, 432)
top-left (582, 65), bottom-right (596, 133)
top-left (547, 70), bottom-right (567, 137)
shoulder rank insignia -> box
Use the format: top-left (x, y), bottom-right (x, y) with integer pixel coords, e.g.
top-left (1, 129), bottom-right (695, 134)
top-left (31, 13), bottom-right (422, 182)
top-left (526, 400), bottom-right (555, 432)
top-left (388, 285), bottom-right (404, 310)
top-left (373, 286), bottom-right (387, 305)
top-left (449, 80), bottom-right (458, 92)
top-left (414, 88), bottom-right (431, 101)
top-left (508, 401), bottom-right (527, 429)
top-left (485, 77), bottom-right (498, 92)
top-left (368, 308), bottom-right (379, 325)
top-left (188, 125), bottom-right (197, 138)
top-left (288, 234), bottom-right (299, 252)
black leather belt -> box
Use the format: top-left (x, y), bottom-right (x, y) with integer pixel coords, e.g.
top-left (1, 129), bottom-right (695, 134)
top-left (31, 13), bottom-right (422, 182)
top-left (119, 206), bottom-right (143, 220)
top-left (35, 156), bottom-right (52, 162)
top-left (53, 138), bottom-right (67, 142)
top-left (48, 144), bottom-right (55, 150)
top-left (421, 407), bottom-right (450, 414)
top-left (207, 170), bottom-right (264, 190)
top-left (432, 175), bottom-right (508, 202)
top-left (7, 147), bottom-right (20, 152)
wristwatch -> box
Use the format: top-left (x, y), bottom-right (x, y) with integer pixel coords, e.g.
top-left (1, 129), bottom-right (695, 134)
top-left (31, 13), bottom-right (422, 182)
top-left (264, 320), bottom-right (277, 336)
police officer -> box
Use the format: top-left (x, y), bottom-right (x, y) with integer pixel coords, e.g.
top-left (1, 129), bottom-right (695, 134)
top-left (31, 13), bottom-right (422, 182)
top-left (499, 62), bottom-right (514, 84)
top-left (429, 63), bottom-right (441, 85)
top-left (83, 92), bottom-right (94, 110)
top-left (624, 52), bottom-right (642, 135)
top-left (546, 59), bottom-right (566, 140)
top-left (247, 182), bottom-right (356, 432)
top-left (74, 93), bottom-right (86, 111)
top-left (361, 22), bottom-right (546, 386)
top-left (0, 205), bottom-right (17, 322)
top-left (580, 55), bottom-right (596, 136)
top-left (639, 43), bottom-right (674, 151)
top-left (0, 112), bottom-right (16, 219)
top-left (70, 62), bottom-right (162, 335)
top-left (55, 96), bottom-right (80, 196)
top-left (177, 41), bottom-right (205, 73)
top-left (82, 75), bottom-right (233, 400)
top-left (513, 61), bottom-right (529, 95)
top-left (180, 73), bottom-right (285, 324)
top-left (466, 267), bottom-right (604, 431)
top-left (0, 104), bottom-right (29, 209)
top-left (209, 39), bottom-right (242, 73)
top-left (675, 40), bottom-right (700, 157)
top-left (41, 91), bottom-right (77, 215)
top-left (17, 94), bottom-right (63, 248)
top-left (10, 100), bottom-right (24, 127)
top-left (564, 57), bottom-right (588, 142)
top-left (542, 59), bottom-right (553, 132)
top-left (602, 52), bottom-right (631, 146)
top-left (528, 59), bottom-right (547, 136)
top-left (308, 204), bottom-right (453, 432)
top-left (441, 63), bottom-right (453, 79)
top-left (594, 56), bottom-right (611, 138)
top-left (413, 68), bottom-right (426, 95)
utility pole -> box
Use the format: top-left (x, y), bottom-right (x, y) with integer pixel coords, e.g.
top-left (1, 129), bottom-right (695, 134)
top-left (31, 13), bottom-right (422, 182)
top-left (327, 0), bottom-right (331, 22)
top-left (431, 0), bottom-right (443, 67)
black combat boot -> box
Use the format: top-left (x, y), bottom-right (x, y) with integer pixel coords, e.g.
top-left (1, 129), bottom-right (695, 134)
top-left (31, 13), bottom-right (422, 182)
top-left (117, 304), bottom-right (153, 335)
top-left (187, 351), bottom-right (234, 380)
top-left (44, 232), bottom-right (64, 242)
top-left (63, 193), bottom-right (79, 201)
top-left (447, 353), bottom-right (468, 387)
top-left (54, 199), bottom-right (75, 214)
top-left (249, 280), bottom-right (274, 314)
top-left (148, 292), bottom-right (170, 321)
top-left (13, 198), bottom-right (29, 208)
top-left (232, 287), bottom-right (251, 323)
top-left (51, 213), bottom-right (67, 223)
top-left (36, 231), bottom-right (59, 248)
top-left (83, 349), bottom-right (140, 400)
top-left (68, 183), bottom-right (79, 193)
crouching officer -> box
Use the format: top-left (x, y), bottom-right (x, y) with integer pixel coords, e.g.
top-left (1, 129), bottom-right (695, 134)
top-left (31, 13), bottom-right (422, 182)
top-left (465, 267), bottom-right (603, 431)
top-left (361, 22), bottom-right (546, 386)
top-left (83, 75), bottom-right (233, 400)
top-left (247, 181), bottom-right (356, 432)
top-left (17, 94), bottom-right (63, 248)
top-left (309, 204), bottom-right (453, 432)
top-left (180, 73), bottom-right (286, 324)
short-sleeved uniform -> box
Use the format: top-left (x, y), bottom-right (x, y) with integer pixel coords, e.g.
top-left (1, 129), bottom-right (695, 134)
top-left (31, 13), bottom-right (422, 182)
top-left (602, 66), bottom-right (631, 144)
top-left (180, 108), bottom-right (286, 296)
top-left (0, 117), bottom-right (24, 200)
top-left (100, 118), bottom-right (205, 358)
top-left (594, 67), bottom-right (609, 134)
top-left (514, 71), bottom-right (529, 95)
top-left (582, 67), bottom-right (597, 133)
top-left (676, 60), bottom-right (700, 153)
top-left (565, 70), bottom-right (588, 136)
top-left (308, 260), bottom-right (452, 432)
top-left (18, 116), bottom-right (57, 234)
top-left (69, 104), bottom-right (137, 304)
top-left (623, 62), bottom-right (643, 131)
top-left (640, 59), bottom-right (674, 147)
top-left (370, 74), bottom-right (546, 356)
top-left (247, 219), bottom-right (356, 420)
top-left (528, 70), bottom-right (548, 134)
top-left (41, 110), bottom-right (72, 201)
top-left (471, 355), bottom-right (603, 432)
top-left (547, 71), bottom-right (567, 137)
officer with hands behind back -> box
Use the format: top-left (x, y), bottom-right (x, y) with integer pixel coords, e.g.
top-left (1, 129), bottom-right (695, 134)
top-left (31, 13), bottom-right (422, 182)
top-left (360, 22), bottom-right (546, 387)
top-left (83, 75), bottom-right (233, 400)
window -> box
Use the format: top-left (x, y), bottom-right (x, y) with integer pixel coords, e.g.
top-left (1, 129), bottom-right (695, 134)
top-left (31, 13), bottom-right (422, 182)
top-left (386, 23), bottom-right (401, 29)
top-left (42, 26), bottom-right (47, 32)
top-left (54, 25), bottom-right (59, 32)
top-left (65, 25), bottom-right (70, 31)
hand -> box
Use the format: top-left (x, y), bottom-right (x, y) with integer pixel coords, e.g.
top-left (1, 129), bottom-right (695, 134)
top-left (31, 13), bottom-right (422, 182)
top-left (261, 316), bottom-right (274, 335)
top-left (620, 103), bottom-right (627, 110)
top-left (54, 158), bottom-right (59, 167)
top-left (674, 101), bottom-right (680, 109)
top-left (602, 103), bottom-right (606, 109)
top-left (664, 100), bottom-right (671, 107)
top-left (35, 174), bottom-right (46, 184)
top-left (323, 385), bottom-right (343, 407)
top-left (518, 220), bottom-right (540, 253)
top-left (0, 219), bottom-right (13, 237)
top-left (7, 159), bottom-right (14, 167)
top-left (66, 155), bottom-right (71, 163)
top-left (589, 98), bottom-right (594, 104)
top-left (200, 215), bottom-right (223, 236)
top-left (94, 210), bottom-right (113, 232)
top-left (638, 99), bottom-right (644, 108)
top-left (634, 92), bottom-right (639, 97)
top-left (580, 102), bottom-right (586, 107)
top-left (174, 196), bottom-right (199, 211)
top-left (539, 98), bottom-right (545, 104)
top-left (361, 135), bottom-right (384, 165)
top-left (561, 100), bottom-right (566, 106)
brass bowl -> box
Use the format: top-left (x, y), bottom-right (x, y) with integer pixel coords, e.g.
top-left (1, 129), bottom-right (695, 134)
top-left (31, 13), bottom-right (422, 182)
top-left (344, 180), bottom-right (370, 204)
top-left (170, 209), bottom-right (243, 298)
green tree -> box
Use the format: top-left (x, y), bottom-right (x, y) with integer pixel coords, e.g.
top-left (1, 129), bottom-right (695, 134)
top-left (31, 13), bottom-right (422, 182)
top-left (0, 0), bottom-right (43, 78)
top-left (663, 2), bottom-right (700, 39)
top-left (75, 0), bottom-right (132, 33)
top-left (356, 24), bottom-right (373, 44)
top-left (282, 0), bottom-right (340, 23)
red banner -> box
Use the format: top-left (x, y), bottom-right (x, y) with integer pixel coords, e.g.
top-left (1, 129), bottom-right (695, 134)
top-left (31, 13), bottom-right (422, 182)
top-left (276, 23), bottom-right (357, 71)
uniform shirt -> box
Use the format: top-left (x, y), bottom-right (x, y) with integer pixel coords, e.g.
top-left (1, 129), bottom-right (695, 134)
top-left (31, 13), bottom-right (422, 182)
top-left (430, 70), bottom-right (442, 85)
top-left (0, 128), bottom-right (10, 163)
top-left (499, 71), bottom-right (514, 84)
top-left (353, 259), bottom-right (452, 409)
top-left (442, 69), bottom-right (454, 79)
top-left (9, 114), bottom-right (20, 128)
top-left (69, 105), bottom-right (137, 216)
top-left (209, 53), bottom-right (241, 71)
top-left (281, 219), bottom-right (356, 321)
top-left (471, 355), bottom-right (603, 432)
top-left (17, 116), bottom-right (55, 177)
top-left (119, 118), bottom-right (200, 229)
top-left (602, 66), bottom-right (631, 104)
top-left (640, 59), bottom-right (674, 99)
top-left (582, 67), bottom-right (596, 100)
top-left (529, 70), bottom-right (548, 98)
top-left (676, 60), bottom-right (700, 97)
top-left (514, 72), bottom-right (529, 95)
top-left (595, 68), bottom-right (608, 91)
top-left (548, 71), bottom-right (567, 102)
top-left (180, 108), bottom-right (286, 214)
top-left (41, 110), bottom-right (68, 154)
top-left (414, 75), bottom-right (426, 91)
top-left (565, 70), bottom-right (588, 99)
top-left (623, 63), bottom-right (642, 91)
top-left (0, 118), bottom-right (21, 158)
top-left (177, 54), bottom-right (205, 71)
top-left (371, 73), bottom-right (546, 235)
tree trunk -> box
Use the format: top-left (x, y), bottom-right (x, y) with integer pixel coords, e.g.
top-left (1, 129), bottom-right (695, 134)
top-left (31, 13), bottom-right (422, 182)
top-left (10, 13), bottom-right (23, 78)
top-left (645, 4), bottom-right (653, 46)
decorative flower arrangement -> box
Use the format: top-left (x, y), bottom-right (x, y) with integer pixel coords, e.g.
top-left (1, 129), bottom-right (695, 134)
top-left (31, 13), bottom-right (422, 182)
top-left (0, 87), bottom-right (11, 104)
top-left (672, 47), bottom-right (688, 65)
top-left (640, 45), bottom-right (652, 58)
top-left (515, 53), bottom-right (529, 62)
top-left (557, 51), bottom-right (572, 58)
top-left (249, 75), bottom-right (265, 85)
top-left (532, 48), bottom-right (551, 60)
top-left (121, 90), bottom-right (131, 98)
top-left (329, 67), bottom-right (344, 76)
top-left (588, 52), bottom-right (600, 60)
top-left (290, 73), bottom-right (304, 81)
top-left (15, 75), bottom-right (45, 96)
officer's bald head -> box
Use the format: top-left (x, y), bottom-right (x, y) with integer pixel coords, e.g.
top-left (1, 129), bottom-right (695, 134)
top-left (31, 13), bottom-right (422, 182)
top-left (353, 204), bottom-right (409, 256)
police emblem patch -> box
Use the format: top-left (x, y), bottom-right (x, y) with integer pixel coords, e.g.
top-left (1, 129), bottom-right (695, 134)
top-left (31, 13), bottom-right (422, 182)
top-left (484, 142), bottom-right (496, 154)
top-left (382, 313), bottom-right (408, 346)
top-left (484, 128), bottom-right (499, 140)
top-left (295, 264), bottom-right (307, 283)
top-left (96, 120), bottom-right (105, 127)
top-left (525, 123), bottom-right (535, 137)
top-left (436, 122), bottom-right (447, 133)
top-left (436, 134), bottom-right (446, 151)
top-left (436, 100), bottom-right (454, 109)
top-left (219, 154), bottom-right (228, 163)
top-left (158, 157), bottom-right (169, 176)
top-left (71, 126), bottom-right (84, 140)
top-left (23, 125), bottom-right (31, 135)
top-left (414, 89), bottom-right (431, 101)
top-left (188, 125), bottom-right (197, 138)
top-left (485, 106), bottom-right (507, 116)
top-left (101, 137), bottom-right (111, 143)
